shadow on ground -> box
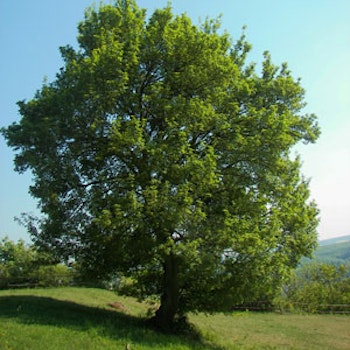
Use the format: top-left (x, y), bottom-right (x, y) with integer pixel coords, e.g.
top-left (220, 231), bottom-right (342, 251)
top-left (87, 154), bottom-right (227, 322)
top-left (0, 295), bottom-right (224, 350)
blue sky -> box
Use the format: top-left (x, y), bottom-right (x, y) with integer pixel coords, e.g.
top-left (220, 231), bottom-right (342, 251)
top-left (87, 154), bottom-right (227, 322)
top-left (1, 0), bottom-right (349, 242)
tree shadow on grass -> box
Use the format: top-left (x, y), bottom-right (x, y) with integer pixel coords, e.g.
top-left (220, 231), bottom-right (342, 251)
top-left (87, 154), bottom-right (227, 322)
top-left (0, 295), bottom-right (224, 350)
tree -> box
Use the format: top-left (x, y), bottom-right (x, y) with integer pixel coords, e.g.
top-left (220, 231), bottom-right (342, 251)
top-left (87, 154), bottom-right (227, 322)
top-left (2, 0), bottom-right (320, 330)
top-left (0, 237), bottom-right (73, 288)
top-left (0, 237), bottom-right (36, 287)
top-left (281, 262), bottom-right (350, 313)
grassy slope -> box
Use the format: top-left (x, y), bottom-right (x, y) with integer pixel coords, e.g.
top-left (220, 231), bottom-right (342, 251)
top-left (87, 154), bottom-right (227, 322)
top-left (300, 240), bottom-right (350, 267)
top-left (315, 241), bottom-right (350, 264)
top-left (319, 235), bottom-right (350, 247)
top-left (0, 287), bottom-right (349, 350)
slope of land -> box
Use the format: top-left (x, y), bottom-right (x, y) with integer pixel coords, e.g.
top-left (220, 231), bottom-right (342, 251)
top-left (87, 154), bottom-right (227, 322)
top-left (0, 287), bottom-right (349, 350)
top-left (311, 236), bottom-right (350, 265)
top-left (320, 235), bottom-right (350, 246)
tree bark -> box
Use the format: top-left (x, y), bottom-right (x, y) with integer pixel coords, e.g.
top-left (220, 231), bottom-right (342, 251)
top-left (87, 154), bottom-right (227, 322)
top-left (153, 253), bottom-right (180, 331)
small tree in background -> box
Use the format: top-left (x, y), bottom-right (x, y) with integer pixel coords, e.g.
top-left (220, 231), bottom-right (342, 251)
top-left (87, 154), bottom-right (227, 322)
top-left (281, 263), bottom-right (350, 313)
top-left (0, 237), bottom-right (36, 287)
top-left (0, 237), bottom-right (73, 288)
top-left (36, 264), bottom-right (73, 287)
top-left (2, 0), bottom-right (319, 330)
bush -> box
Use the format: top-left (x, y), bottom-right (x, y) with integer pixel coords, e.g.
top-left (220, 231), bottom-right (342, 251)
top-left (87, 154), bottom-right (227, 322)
top-left (35, 264), bottom-right (73, 287)
top-left (0, 237), bottom-right (75, 289)
top-left (278, 262), bottom-right (350, 313)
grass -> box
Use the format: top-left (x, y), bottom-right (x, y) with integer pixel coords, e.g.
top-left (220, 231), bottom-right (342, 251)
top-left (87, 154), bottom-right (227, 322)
top-left (0, 287), bottom-right (349, 349)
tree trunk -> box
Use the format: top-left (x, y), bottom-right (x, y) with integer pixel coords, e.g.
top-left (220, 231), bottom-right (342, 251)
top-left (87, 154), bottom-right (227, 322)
top-left (153, 253), bottom-right (180, 331)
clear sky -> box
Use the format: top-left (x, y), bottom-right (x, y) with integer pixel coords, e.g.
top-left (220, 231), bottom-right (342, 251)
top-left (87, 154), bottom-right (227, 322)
top-left (1, 0), bottom-right (349, 242)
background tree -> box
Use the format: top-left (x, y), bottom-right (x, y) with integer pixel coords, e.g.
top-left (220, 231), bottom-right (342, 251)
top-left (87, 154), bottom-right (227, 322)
top-left (281, 262), bottom-right (350, 313)
top-left (0, 237), bottom-right (73, 288)
top-left (0, 237), bottom-right (36, 288)
top-left (2, 0), bottom-right (319, 330)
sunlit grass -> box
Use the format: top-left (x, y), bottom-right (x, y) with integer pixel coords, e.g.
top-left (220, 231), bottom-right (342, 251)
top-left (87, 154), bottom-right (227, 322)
top-left (0, 287), bottom-right (349, 349)
top-left (191, 311), bottom-right (350, 349)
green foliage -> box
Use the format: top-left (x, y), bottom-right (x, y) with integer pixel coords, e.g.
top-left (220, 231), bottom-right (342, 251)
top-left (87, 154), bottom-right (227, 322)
top-left (0, 237), bottom-right (73, 288)
top-left (279, 262), bottom-right (350, 313)
top-left (0, 236), bottom-right (36, 288)
top-left (1, 0), bottom-right (320, 327)
top-left (36, 264), bottom-right (73, 287)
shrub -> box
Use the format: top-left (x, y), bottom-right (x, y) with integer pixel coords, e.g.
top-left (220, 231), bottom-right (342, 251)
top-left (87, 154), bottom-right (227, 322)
top-left (35, 264), bottom-right (74, 287)
top-left (278, 262), bottom-right (350, 313)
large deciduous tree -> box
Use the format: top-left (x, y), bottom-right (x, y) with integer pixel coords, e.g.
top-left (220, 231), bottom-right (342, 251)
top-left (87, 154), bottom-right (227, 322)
top-left (2, 0), bottom-right (320, 330)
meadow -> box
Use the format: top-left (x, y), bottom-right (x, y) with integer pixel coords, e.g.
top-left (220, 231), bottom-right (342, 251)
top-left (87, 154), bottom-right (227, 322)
top-left (0, 287), bottom-right (349, 349)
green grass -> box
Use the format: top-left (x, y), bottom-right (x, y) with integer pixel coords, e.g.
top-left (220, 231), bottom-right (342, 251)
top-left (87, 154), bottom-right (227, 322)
top-left (0, 287), bottom-right (349, 349)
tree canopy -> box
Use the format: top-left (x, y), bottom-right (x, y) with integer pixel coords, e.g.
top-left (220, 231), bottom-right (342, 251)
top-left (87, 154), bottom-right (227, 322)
top-left (2, 0), bottom-right (320, 330)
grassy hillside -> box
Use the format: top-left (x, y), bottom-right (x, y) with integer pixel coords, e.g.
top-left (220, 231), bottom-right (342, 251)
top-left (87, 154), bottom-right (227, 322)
top-left (319, 235), bottom-right (350, 246)
top-left (299, 236), bottom-right (350, 267)
top-left (312, 238), bottom-right (350, 266)
top-left (315, 241), bottom-right (350, 264)
top-left (1, 287), bottom-right (349, 349)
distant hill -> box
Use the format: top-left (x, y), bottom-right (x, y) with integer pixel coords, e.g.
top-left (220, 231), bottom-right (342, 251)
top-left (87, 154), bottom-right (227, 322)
top-left (304, 235), bottom-right (350, 266)
top-left (319, 235), bottom-right (350, 246)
